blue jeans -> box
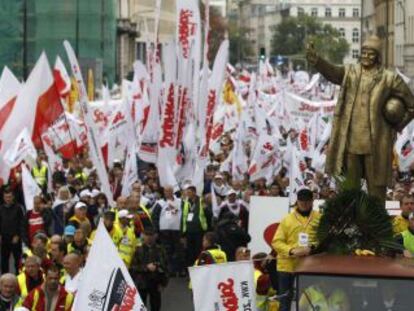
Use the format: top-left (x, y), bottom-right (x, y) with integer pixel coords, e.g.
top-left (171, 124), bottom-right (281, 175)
top-left (278, 272), bottom-right (295, 311)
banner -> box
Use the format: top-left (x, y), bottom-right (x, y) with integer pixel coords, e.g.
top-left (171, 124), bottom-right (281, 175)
top-left (248, 196), bottom-right (290, 255)
top-left (74, 222), bottom-right (146, 310)
top-left (22, 164), bottom-right (42, 211)
top-left (189, 261), bottom-right (257, 311)
top-left (4, 128), bottom-right (37, 168)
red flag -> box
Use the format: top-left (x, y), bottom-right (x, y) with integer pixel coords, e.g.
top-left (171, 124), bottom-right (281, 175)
top-left (53, 56), bottom-right (71, 97)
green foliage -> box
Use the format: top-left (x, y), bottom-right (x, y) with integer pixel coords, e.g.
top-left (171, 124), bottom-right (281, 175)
top-left (271, 15), bottom-right (350, 64)
top-left (316, 179), bottom-right (401, 256)
top-left (228, 21), bottom-right (254, 65)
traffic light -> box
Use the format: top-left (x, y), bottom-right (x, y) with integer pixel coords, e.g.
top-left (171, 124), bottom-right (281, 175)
top-left (260, 47), bottom-right (266, 60)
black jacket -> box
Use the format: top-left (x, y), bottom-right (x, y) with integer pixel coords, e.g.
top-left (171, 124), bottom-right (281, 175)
top-left (215, 216), bottom-right (251, 262)
top-left (0, 203), bottom-right (26, 241)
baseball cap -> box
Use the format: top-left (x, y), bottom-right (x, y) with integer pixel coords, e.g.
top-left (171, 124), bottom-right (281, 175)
top-left (79, 189), bottom-right (92, 198)
top-left (90, 189), bottom-right (101, 198)
top-left (74, 202), bottom-right (87, 210)
top-left (64, 225), bottom-right (76, 236)
top-left (118, 209), bottom-right (132, 219)
top-left (214, 173), bottom-right (224, 180)
top-left (226, 189), bottom-right (237, 196)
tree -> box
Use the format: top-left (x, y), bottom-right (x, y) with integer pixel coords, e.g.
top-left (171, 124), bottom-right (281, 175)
top-left (227, 20), bottom-right (254, 65)
top-left (271, 15), bottom-right (350, 64)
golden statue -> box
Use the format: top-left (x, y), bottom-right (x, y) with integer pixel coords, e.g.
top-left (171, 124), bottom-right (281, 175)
top-left (306, 36), bottom-right (414, 201)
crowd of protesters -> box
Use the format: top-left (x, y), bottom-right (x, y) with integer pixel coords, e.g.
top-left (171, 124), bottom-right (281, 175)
top-left (0, 126), bottom-right (414, 311)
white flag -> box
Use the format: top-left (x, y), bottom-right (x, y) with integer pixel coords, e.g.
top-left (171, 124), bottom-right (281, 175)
top-left (22, 165), bottom-right (41, 211)
top-left (74, 222), bottom-right (146, 310)
top-left (189, 261), bottom-right (257, 311)
top-left (3, 128), bottom-right (37, 168)
top-left (289, 148), bottom-right (305, 204)
top-left (64, 41), bottom-right (114, 206)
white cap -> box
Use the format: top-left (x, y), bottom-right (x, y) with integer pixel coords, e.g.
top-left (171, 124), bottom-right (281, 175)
top-left (214, 173), bottom-right (224, 179)
top-left (227, 189), bottom-right (237, 196)
top-left (79, 189), bottom-right (92, 198)
top-left (90, 189), bottom-right (101, 198)
top-left (74, 202), bottom-right (87, 210)
top-left (182, 183), bottom-right (195, 190)
top-left (118, 209), bottom-right (132, 219)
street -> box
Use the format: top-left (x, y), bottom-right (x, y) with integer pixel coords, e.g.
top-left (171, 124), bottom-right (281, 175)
top-left (161, 277), bottom-right (194, 311)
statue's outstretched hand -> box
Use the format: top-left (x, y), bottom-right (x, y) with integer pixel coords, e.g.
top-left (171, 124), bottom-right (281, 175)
top-left (306, 41), bottom-right (318, 65)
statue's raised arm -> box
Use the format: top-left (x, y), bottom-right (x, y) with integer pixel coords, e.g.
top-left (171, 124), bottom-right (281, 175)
top-left (306, 41), bottom-right (345, 85)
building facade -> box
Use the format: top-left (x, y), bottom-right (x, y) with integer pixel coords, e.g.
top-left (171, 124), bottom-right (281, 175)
top-left (239, 0), bottom-right (362, 64)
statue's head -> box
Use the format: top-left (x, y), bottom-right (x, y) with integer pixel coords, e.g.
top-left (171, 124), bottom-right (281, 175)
top-left (361, 35), bottom-right (382, 69)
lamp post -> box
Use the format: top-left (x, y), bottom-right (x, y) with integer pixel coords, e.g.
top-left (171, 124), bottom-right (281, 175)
top-left (75, 0), bottom-right (80, 56)
top-left (22, 0), bottom-right (28, 80)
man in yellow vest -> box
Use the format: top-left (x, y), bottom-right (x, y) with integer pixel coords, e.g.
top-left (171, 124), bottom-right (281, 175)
top-left (272, 188), bottom-right (320, 311)
top-left (22, 264), bottom-right (73, 310)
top-left (17, 256), bottom-right (44, 301)
top-left (194, 232), bottom-right (227, 265)
top-left (181, 184), bottom-right (212, 268)
top-left (31, 155), bottom-right (48, 191)
top-left (396, 211), bottom-right (414, 258)
top-left (117, 209), bottom-right (138, 268)
top-left (90, 211), bottom-right (123, 247)
top-left (393, 194), bottom-right (414, 234)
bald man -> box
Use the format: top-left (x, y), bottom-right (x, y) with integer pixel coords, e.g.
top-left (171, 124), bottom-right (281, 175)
top-left (62, 253), bottom-right (82, 294)
top-left (0, 273), bottom-right (19, 310)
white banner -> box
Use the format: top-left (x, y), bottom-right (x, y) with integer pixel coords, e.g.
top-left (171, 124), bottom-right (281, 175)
top-left (74, 222), bottom-right (146, 310)
top-left (189, 261), bottom-right (257, 311)
top-left (248, 196), bottom-right (290, 255)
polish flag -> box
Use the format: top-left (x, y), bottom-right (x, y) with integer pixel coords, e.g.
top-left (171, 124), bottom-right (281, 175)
top-left (0, 67), bottom-right (21, 132)
top-left (0, 52), bottom-right (64, 182)
top-left (53, 56), bottom-right (71, 98)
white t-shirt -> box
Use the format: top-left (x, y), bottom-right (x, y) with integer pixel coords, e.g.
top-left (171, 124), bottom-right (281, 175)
top-left (158, 198), bottom-right (182, 231)
top-left (64, 269), bottom-right (83, 294)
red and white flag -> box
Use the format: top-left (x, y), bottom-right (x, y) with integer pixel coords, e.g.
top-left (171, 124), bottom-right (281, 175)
top-left (248, 134), bottom-right (277, 182)
top-left (0, 66), bottom-right (21, 132)
top-left (0, 53), bottom-right (63, 182)
top-left (53, 56), bottom-right (71, 98)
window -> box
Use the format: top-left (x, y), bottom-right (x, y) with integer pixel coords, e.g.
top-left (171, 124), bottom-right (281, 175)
top-left (311, 8), bottom-right (318, 17)
top-left (325, 7), bottom-right (332, 17)
top-left (297, 7), bottom-right (305, 16)
top-left (352, 49), bottom-right (359, 59)
top-left (339, 8), bottom-right (346, 17)
top-left (353, 8), bottom-right (359, 18)
top-left (339, 28), bottom-right (346, 38)
top-left (352, 28), bottom-right (359, 43)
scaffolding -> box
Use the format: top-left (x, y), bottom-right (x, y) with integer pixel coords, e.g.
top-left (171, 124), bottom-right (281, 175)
top-left (0, 0), bottom-right (117, 84)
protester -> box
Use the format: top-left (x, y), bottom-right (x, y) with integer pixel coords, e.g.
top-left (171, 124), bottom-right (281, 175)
top-left (217, 188), bottom-right (249, 231)
top-left (272, 188), bottom-right (320, 311)
top-left (194, 232), bottom-right (227, 265)
top-left (396, 212), bottom-right (414, 258)
top-left (26, 195), bottom-right (52, 243)
top-left (215, 211), bottom-right (251, 262)
top-left (393, 194), bottom-right (414, 234)
top-left (117, 209), bottom-right (138, 268)
top-left (181, 184), bottom-right (212, 268)
top-left (0, 273), bottom-right (19, 310)
top-left (0, 188), bottom-right (26, 273)
top-left (17, 256), bottom-right (43, 300)
top-left (152, 186), bottom-right (184, 276)
top-left (62, 253), bottom-right (82, 294)
top-left (22, 264), bottom-right (73, 310)
top-left (130, 229), bottom-right (168, 311)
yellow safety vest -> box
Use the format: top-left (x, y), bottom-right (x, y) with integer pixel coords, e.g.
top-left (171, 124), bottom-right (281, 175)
top-left (17, 273), bottom-right (29, 299)
top-left (182, 199), bottom-right (208, 233)
top-left (393, 215), bottom-right (409, 235)
top-left (118, 225), bottom-right (138, 268)
top-left (254, 269), bottom-right (269, 311)
top-left (31, 288), bottom-right (73, 311)
top-left (90, 226), bottom-right (123, 247)
top-left (299, 286), bottom-right (348, 311)
top-left (32, 166), bottom-right (47, 186)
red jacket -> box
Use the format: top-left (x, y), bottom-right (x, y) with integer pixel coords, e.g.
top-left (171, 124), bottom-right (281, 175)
top-left (22, 285), bottom-right (73, 311)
